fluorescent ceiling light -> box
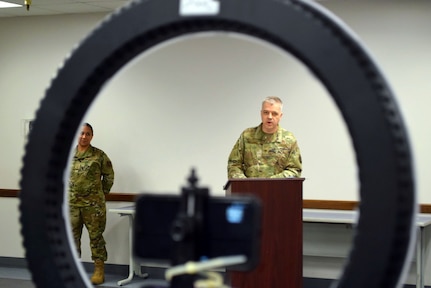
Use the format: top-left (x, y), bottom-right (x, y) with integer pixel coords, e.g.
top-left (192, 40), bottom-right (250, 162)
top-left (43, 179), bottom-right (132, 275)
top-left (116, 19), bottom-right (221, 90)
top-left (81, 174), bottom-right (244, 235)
top-left (0, 1), bottom-right (22, 8)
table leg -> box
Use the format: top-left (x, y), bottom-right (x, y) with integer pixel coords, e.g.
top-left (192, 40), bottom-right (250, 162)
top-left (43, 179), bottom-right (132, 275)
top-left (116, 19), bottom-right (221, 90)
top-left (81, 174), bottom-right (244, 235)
top-left (416, 226), bottom-right (424, 288)
top-left (117, 214), bottom-right (149, 286)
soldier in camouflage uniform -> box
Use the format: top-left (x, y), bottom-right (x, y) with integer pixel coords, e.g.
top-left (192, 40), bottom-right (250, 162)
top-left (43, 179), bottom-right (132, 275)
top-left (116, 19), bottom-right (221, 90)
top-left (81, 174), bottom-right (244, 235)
top-left (228, 96), bottom-right (302, 178)
top-left (69, 123), bottom-right (114, 285)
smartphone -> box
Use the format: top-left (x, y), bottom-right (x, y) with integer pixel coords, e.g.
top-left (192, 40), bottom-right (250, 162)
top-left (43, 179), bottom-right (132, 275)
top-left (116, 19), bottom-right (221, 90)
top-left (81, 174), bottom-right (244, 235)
top-left (133, 193), bottom-right (261, 271)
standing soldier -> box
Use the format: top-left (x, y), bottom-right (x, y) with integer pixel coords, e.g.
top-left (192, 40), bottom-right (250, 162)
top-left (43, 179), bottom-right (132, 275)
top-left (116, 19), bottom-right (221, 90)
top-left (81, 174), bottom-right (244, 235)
top-left (69, 123), bottom-right (114, 285)
top-left (227, 96), bottom-right (302, 178)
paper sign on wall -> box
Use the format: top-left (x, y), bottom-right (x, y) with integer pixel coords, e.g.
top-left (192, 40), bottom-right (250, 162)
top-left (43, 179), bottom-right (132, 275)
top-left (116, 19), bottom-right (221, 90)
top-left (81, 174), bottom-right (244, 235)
top-left (180, 0), bottom-right (220, 16)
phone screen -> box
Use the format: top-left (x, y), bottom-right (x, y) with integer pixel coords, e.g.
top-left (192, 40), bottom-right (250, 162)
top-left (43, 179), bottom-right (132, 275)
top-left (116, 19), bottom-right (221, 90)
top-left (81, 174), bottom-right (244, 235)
top-left (133, 194), bottom-right (261, 271)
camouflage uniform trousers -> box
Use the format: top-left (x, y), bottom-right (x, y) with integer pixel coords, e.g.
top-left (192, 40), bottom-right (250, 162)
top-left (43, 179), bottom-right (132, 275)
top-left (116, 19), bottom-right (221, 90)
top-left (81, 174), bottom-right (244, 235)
top-left (70, 204), bottom-right (107, 261)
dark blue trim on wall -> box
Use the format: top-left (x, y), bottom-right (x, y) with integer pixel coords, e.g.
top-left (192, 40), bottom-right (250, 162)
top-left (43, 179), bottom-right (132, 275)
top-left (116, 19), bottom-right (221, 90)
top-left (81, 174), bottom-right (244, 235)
top-left (304, 277), bottom-right (430, 288)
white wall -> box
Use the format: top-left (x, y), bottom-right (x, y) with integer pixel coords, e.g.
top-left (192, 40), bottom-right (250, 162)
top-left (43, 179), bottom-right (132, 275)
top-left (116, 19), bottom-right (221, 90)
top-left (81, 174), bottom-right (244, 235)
top-left (1, 0), bottom-right (430, 284)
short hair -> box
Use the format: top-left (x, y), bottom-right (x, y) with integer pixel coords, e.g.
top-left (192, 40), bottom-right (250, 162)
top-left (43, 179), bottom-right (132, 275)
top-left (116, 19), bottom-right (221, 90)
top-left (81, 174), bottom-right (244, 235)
top-left (83, 122), bottom-right (93, 135)
top-left (262, 96), bottom-right (283, 111)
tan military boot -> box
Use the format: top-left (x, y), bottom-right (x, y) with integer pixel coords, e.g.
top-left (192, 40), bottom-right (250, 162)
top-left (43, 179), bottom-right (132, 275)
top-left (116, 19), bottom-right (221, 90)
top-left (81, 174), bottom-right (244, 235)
top-left (90, 259), bottom-right (105, 285)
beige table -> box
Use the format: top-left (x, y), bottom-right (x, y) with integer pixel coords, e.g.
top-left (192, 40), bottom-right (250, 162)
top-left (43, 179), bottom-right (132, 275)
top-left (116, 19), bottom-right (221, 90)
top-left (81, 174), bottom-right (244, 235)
top-left (303, 209), bottom-right (431, 288)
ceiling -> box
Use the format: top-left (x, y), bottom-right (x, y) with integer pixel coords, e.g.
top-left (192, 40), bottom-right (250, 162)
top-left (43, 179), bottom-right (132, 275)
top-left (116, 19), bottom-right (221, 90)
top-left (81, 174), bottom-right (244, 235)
top-left (0, 0), bottom-right (130, 18)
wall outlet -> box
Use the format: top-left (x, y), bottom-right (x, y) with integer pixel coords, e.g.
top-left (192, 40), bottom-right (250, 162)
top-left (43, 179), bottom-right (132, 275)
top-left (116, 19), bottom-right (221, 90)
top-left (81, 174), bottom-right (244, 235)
top-left (23, 119), bottom-right (34, 138)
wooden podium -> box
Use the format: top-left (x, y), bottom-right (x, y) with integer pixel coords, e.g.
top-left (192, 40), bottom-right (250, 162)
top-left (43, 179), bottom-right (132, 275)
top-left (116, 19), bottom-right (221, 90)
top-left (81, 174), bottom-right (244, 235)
top-left (224, 178), bottom-right (304, 288)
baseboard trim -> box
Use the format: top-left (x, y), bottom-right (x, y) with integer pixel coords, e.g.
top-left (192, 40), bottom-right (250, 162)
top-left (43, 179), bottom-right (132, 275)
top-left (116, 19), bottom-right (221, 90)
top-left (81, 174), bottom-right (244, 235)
top-left (303, 277), bottom-right (431, 288)
top-left (0, 256), bottom-right (127, 275)
top-left (0, 256), bottom-right (30, 269)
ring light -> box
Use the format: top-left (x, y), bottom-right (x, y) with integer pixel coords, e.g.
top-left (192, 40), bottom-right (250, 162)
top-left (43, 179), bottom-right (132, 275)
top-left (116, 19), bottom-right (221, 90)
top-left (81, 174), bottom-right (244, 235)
top-left (19, 0), bottom-right (415, 287)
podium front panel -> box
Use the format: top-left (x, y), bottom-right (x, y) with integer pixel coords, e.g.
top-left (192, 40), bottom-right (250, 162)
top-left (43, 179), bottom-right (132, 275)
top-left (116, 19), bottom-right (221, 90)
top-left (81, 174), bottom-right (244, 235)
top-left (225, 178), bottom-right (304, 288)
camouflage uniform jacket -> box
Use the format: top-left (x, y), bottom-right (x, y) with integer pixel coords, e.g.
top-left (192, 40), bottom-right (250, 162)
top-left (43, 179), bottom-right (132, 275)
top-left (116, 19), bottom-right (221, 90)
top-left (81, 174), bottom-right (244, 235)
top-left (227, 124), bottom-right (302, 179)
top-left (69, 145), bottom-right (114, 207)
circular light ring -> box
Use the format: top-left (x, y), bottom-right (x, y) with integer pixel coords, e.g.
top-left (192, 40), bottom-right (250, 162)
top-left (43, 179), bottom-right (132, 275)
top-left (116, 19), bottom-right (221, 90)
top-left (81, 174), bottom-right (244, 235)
top-left (19, 0), bottom-right (415, 287)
